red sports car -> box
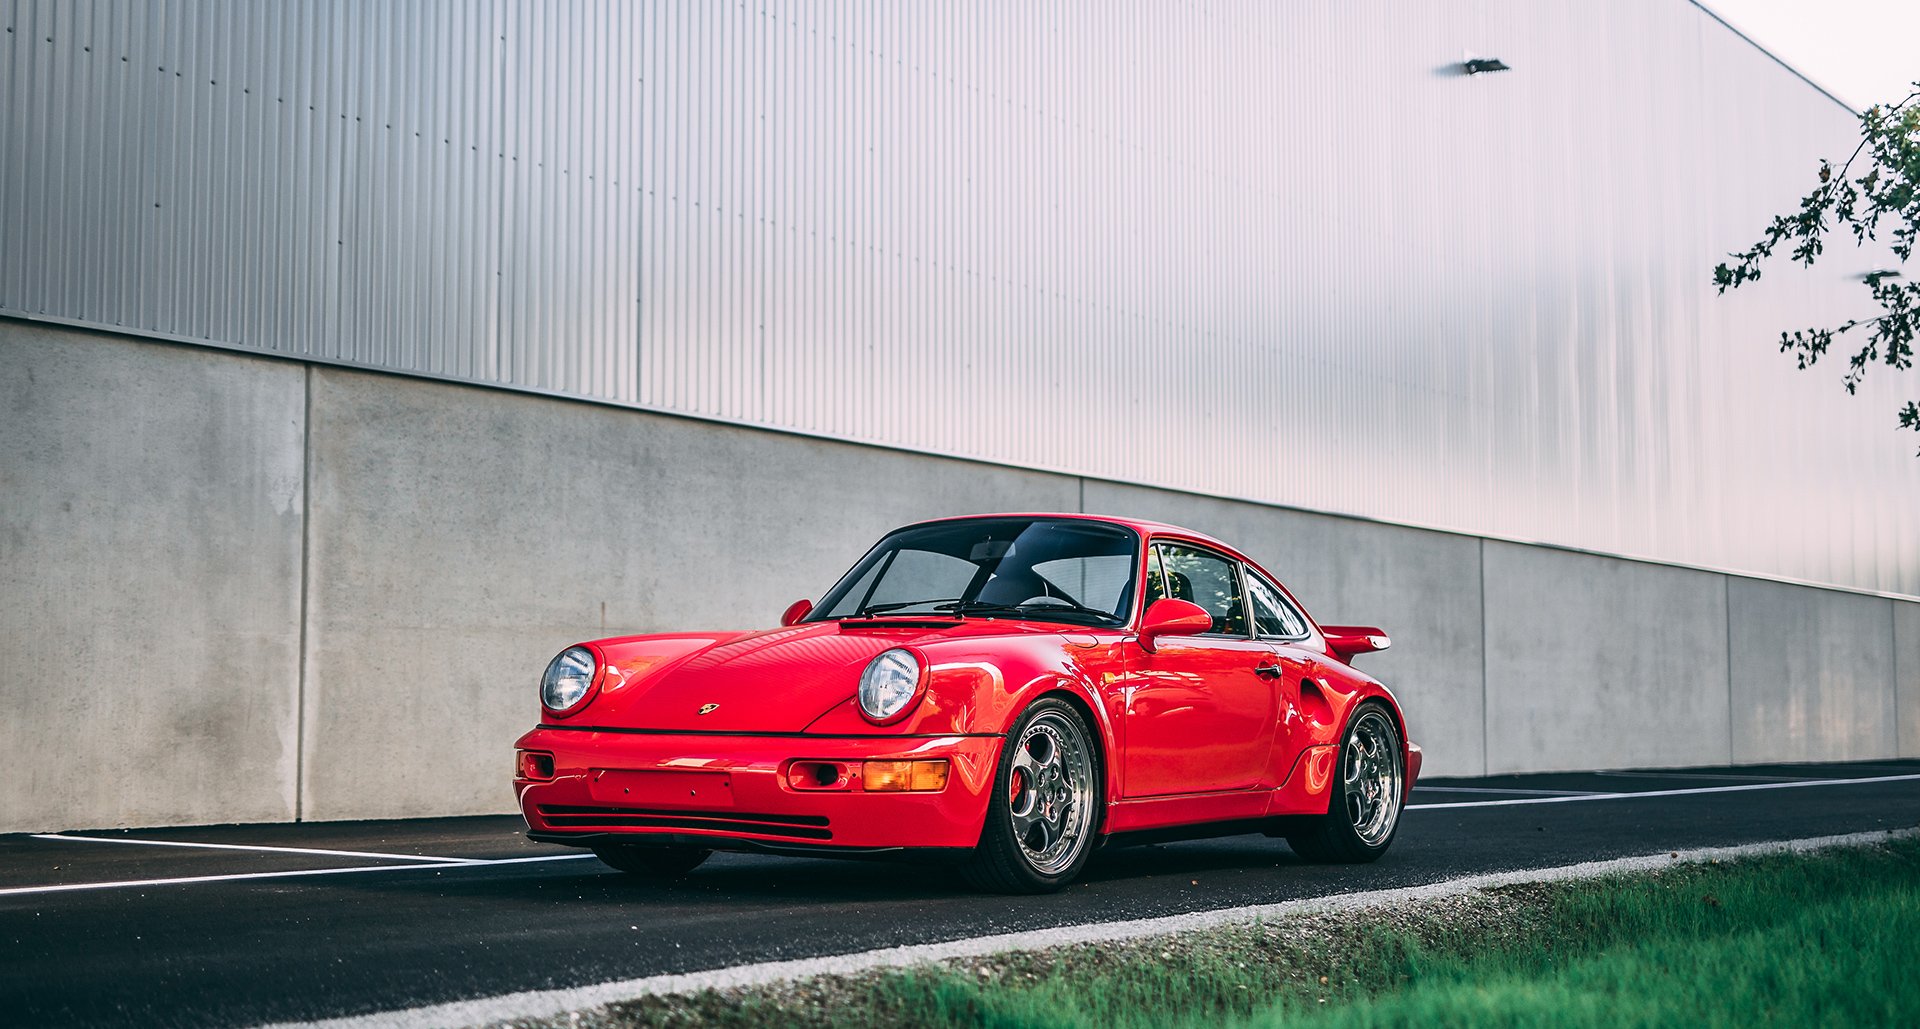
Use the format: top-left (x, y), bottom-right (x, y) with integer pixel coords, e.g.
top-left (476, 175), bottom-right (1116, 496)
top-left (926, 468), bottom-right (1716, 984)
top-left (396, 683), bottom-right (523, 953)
top-left (514, 513), bottom-right (1420, 893)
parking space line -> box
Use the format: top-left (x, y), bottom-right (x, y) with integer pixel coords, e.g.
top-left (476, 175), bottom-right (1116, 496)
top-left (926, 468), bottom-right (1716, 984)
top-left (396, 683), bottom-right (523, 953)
top-left (31, 834), bottom-right (486, 864)
top-left (1407, 771), bottom-right (1920, 810)
top-left (0, 852), bottom-right (598, 898)
top-left (1414, 786), bottom-right (1602, 796)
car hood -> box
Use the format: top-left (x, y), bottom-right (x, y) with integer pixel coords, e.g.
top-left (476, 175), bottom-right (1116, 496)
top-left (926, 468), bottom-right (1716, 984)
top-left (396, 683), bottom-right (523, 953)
top-left (572, 620), bottom-right (1051, 733)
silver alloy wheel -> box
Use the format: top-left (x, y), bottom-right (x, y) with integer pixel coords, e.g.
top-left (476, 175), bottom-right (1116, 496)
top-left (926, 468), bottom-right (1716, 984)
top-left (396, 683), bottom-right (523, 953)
top-left (1006, 709), bottom-right (1095, 875)
top-left (1344, 708), bottom-right (1403, 847)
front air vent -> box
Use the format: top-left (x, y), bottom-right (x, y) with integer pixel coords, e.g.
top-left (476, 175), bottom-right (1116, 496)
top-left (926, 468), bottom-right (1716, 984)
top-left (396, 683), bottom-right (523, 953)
top-left (537, 804), bottom-right (833, 840)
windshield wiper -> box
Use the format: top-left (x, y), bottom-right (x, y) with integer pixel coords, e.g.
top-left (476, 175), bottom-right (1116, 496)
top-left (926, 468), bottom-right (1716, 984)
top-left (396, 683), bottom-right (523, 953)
top-left (940, 600), bottom-right (1119, 625)
top-left (846, 598), bottom-right (964, 619)
top-left (845, 598), bottom-right (1118, 624)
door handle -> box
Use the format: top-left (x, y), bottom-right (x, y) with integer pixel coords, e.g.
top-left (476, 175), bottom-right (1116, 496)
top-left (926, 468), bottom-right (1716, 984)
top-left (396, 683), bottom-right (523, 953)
top-left (1253, 661), bottom-right (1283, 679)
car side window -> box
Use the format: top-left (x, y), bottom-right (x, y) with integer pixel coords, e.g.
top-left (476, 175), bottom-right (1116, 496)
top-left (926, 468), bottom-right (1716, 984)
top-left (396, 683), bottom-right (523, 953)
top-left (1141, 545), bottom-right (1168, 608)
top-left (1155, 543), bottom-right (1249, 636)
top-left (1246, 570), bottom-right (1309, 639)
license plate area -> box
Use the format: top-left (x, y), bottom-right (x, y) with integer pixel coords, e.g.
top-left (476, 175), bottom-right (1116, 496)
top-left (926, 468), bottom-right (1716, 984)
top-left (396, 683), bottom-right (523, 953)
top-left (587, 769), bottom-right (734, 809)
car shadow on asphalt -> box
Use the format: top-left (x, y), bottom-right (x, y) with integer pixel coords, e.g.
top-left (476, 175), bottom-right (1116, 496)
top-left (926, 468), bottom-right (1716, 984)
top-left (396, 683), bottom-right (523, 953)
top-left (322, 832), bottom-right (1348, 912)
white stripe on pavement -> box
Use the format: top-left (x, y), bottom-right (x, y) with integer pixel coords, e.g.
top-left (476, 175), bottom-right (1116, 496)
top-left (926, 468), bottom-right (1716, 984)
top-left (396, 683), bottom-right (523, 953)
top-left (1406, 771), bottom-right (1920, 809)
top-left (257, 827), bottom-right (1920, 1029)
top-left (0, 853), bottom-right (598, 898)
top-left (1413, 786), bottom-right (1602, 796)
top-left (1594, 770), bottom-right (1808, 782)
top-left (31, 833), bottom-right (486, 864)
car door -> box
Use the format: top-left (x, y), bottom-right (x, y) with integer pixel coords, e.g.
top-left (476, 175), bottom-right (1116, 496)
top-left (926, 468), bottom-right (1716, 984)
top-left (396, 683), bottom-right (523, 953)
top-left (1121, 541), bottom-right (1279, 797)
top-left (1244, 568), bottom-right (1323, 776)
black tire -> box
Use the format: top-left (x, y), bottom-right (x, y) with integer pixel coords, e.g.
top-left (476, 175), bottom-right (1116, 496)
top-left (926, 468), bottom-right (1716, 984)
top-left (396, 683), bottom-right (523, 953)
top-left (960, 698), bottom-right (1101, 894)
top-left (591, 843), bottom-right (711, 878)
top-left (1287, 701), bottom-right (1405, 864)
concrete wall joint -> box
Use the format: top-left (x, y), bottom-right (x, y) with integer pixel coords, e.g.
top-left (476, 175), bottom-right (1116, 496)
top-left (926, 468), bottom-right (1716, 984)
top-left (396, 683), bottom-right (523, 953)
top-left (295, 366), bottom-right (313, 822)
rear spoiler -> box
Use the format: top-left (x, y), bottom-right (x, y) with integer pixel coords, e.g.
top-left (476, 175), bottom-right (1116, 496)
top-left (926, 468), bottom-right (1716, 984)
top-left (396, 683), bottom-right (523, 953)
top-left (1321, 625), bottom-right (1390, 663)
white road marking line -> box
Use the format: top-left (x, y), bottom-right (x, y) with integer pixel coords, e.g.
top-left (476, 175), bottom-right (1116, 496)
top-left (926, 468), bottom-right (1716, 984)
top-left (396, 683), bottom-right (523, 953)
top-left (31, 834), bottom-right (486, 864)
top-left (259, 827), bottom-right (1920, 1029)
top-left (467, 853), bottom-right (602, 867)
top-left (0, 853), bottom-right (597, 898)
top-left (1406, 771), bottom-right (1920, 809)
top-left (1594, 770), bottom-right (1809, 782)
top-left (1413, 786), bottom-right (1602, 796)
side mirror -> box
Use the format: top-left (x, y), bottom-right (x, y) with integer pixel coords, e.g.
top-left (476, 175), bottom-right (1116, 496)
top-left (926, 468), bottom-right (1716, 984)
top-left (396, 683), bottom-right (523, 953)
top-left (1139, 598), bottom-right (1212, 653)
top-left (1321, 625), bottom-right (1390, 663)
top-left (780, 599), bottom-right (814, 627)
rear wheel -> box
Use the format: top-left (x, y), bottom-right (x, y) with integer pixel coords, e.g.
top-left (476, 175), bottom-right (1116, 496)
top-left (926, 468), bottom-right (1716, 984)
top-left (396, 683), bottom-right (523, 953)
top-left (960, 698), bottom-right (1100, 893)
top-left (1287, 703), bottom-right (1404, 863)
top-left (591, 843), bottom-right (710, 878)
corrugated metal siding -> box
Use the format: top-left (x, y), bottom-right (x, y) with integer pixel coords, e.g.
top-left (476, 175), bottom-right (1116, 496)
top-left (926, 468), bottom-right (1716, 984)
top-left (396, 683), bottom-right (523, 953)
top-left (3, 0), bottom-right (1916, 596)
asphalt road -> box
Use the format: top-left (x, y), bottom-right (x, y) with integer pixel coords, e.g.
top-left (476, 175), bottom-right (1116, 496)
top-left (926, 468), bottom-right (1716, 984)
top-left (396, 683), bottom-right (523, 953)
top-left (5, 759), bottom-right (1919, 1027)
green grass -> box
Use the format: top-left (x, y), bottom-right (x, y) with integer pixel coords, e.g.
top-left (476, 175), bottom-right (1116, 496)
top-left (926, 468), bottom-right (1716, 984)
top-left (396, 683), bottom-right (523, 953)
top-left (577, 837), bottom-right (1920, 1029)
top-left (1261, 846), bottom-right (1920, 1029)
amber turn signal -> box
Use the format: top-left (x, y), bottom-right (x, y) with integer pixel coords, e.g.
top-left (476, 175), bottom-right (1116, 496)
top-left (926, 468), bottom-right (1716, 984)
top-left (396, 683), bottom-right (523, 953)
top-left (911, 760), bottom-right (950, 791)
top-left (861, 759), bottom-right (949, 792)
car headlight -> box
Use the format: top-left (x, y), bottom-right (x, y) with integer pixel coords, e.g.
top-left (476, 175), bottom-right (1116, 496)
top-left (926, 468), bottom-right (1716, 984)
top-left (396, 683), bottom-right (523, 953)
top-left (540, 646), bottom-right (597, 714)
top-left (858, 648), bottom-right (923, 724)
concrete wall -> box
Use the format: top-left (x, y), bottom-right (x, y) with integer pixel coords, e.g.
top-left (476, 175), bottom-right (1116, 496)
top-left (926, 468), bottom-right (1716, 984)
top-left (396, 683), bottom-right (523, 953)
top-left (3, 319), bottom-right (1915, 830)
top-left (1482, 544), bottom-right (1731, 774)
top-left (0, 321), bottom-right (306, 829)
top-left (1729, 579), bottom-right (1897, 764)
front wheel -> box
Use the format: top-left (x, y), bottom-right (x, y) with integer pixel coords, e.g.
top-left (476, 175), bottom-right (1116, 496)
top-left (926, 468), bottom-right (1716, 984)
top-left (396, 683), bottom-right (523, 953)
top-left (960, 698), bottom-right (1100, 893)
top-left (1287, 703), bottom-right (1404, 863)
top-left (591, 843), bottom-right (710, 879)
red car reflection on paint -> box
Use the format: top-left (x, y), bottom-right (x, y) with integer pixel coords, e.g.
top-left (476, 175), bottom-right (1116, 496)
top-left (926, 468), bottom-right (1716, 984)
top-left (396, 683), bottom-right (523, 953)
top-left (514, 514), bottom-right (1420, 893)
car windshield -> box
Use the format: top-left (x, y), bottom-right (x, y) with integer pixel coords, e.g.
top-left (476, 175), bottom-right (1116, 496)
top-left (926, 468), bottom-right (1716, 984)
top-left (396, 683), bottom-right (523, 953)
top-left (811, 518), bottom-right (1139, 627)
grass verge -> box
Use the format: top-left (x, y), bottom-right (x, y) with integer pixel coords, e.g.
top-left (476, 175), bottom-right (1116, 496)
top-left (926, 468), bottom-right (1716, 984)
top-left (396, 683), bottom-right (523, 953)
top-left (507, 836), bottom-right (1920, 1028)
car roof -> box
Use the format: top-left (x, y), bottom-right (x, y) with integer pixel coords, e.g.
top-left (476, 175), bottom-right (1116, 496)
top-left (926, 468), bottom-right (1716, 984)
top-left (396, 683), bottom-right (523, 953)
top-left (900, 512), bottom-right (1255, 565)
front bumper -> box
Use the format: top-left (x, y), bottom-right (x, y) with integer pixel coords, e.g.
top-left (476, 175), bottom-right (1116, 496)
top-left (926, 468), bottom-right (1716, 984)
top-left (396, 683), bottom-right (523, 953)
top-left (513, 727), bottom-right (1004, 851)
